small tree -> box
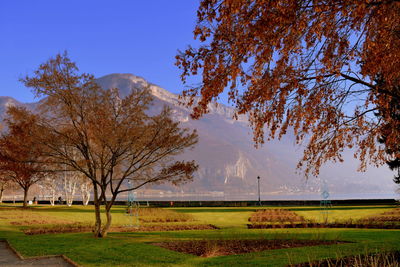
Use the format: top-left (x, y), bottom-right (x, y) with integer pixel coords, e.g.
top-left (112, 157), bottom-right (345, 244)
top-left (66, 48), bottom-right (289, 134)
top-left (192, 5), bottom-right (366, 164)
top-left (0, 180), bottom-right (6, 203)
top-left (63, 170), bottom-right (80, 206)
top-left (39, 173), bottom-right (61, 206)
top-left (0, 108), bottom-right (46, 207)
top-left (0, 174), bottom-right (11, 203)
top-left (61, 150), bottom-right (85, 206)
top-left (22, 54), bottom-right (198, 237)
top-left (79, 175), bottom-right (92, 206)
top-left (0, 175), bottom-right (18, 204)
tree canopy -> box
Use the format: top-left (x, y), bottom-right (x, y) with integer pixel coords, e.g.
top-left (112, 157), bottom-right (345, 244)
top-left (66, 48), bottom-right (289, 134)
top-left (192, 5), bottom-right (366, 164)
top-left (376, 79), bottom-right (400, 184)
top-left (20, 54), bottom-right (198, 237)
top-left (0, 107), bottom-right (47, 207)
top-left (177, 0), bottom-right (400, 176)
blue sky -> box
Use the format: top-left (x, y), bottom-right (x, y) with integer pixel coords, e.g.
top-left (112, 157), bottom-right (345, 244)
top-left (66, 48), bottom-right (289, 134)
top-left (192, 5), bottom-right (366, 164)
top-left (0, 0), bottom-right (201, 103)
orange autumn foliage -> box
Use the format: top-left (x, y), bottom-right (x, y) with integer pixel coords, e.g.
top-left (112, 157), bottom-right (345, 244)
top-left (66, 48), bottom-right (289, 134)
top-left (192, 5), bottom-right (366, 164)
top-left (0, 108), bottom-right (47, 207)
top-left (177, 0), bottom-right (400, 176)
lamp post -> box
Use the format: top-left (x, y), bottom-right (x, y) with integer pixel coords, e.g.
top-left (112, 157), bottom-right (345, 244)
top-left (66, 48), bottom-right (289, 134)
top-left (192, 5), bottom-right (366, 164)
top-left (257, 176), bottom-right (261, 206)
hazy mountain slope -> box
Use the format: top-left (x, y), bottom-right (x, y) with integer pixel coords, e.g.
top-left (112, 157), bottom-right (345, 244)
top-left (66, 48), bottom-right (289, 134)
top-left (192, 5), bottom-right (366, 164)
top-left (0, 74), bottom-right (397, 198)
top-left (0, 96), bottom-right (37, 123)
top-left (95, 74), bottom-right (396, 197)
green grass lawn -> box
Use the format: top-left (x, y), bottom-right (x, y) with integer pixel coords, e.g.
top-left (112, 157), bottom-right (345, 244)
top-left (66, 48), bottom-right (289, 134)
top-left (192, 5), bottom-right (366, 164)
top-left (0, 204), bottom-right (399, 266)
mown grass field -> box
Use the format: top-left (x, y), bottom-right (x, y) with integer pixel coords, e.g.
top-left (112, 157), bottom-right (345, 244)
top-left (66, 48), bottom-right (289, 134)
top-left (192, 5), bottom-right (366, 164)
top-left (0, 203), bottom-right (399, 266)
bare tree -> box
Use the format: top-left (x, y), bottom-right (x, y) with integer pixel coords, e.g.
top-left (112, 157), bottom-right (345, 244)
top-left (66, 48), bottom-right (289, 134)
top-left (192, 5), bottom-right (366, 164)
top-left (79, 175), bottom-right (92, 206)
top-left (21, 53), bottom-right (199, 237)
top-left (0, 174), bottom-right (11, 203)
top-left (39, 174), bottom-right (61, 206)
top-left (0, 175), bottom-right (19, 204)
top-left (62, 170), bottom-right (80, 206)
top-left (62, 150), bottom-right (87, 206)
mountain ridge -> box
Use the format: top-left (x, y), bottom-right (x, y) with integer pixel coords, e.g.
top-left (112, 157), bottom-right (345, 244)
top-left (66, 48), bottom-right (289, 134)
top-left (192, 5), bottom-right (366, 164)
top-left (0, 73), bottom-right (397, 198)
top-left (97, 73), bottom-right (249, 124)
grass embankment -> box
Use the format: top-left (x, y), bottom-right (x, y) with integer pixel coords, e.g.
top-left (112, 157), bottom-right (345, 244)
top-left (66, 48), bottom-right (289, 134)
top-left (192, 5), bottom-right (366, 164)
top-left (0, 204), bottom-right (399, 266)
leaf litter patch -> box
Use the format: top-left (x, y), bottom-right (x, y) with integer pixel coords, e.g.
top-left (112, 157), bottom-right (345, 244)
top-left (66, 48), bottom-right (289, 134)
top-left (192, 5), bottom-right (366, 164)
top-left (153, 239), bottom-right (344, 257)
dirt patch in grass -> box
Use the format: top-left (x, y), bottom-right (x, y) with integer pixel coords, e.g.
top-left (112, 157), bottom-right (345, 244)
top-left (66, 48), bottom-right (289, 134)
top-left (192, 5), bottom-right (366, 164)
top-left (359, 208), bottom-right (400, 225)
top-left (0, 207), bottom-right (29, 211)
top-left (137, 208), bottom-right (194, 223)
top-left (10, 219), bottom-right (73, 226)
top-left (113, 224), bottom-right (217, 232)
top-left (0, 208), bottom-right (72, 226)
top-left (249, 209), bottom-right (306, 224)
top-left (154, 239), bottom-right (342, 257)
top-left (23, 222), bottom-right (90, 235)
top-left (23, 223), bottom-right (218, 235)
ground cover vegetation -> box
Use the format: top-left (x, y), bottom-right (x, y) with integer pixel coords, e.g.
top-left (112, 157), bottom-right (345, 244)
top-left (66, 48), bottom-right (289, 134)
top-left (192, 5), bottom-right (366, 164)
top-left (1, 204), bottom-right (400, 266)
top-left (177, 0), bottom-right (400, 178)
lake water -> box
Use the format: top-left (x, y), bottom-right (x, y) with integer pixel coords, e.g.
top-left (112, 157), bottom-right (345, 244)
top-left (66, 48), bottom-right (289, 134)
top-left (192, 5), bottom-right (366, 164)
top-left (128, 192), bottom-right (400, 201)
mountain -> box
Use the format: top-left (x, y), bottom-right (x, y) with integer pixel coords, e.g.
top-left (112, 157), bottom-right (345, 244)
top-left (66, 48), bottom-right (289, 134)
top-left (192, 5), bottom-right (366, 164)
top-left (1, 74), bottom-right (397, 199)
top-left (0, 97), bottom-right (38, 123)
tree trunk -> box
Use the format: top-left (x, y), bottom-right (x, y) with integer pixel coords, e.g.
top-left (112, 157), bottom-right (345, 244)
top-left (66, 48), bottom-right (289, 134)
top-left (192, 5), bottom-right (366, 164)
top-left (64, 173), bottom-right (77, 207)
top-left (50, 189), bottom-right (55, 206)
top-left (101, 206), bottom-right (112, 237)
top-left (82, 189), bottom-right (90, 205)
top-left (83, 190), bottom-right (90, 205)
top-left (66, 197), bottom-right (73, 206)
top-left (92, 183), bottom-right (102, 237)
top-left (100, 192), bottom-right (118, 237)
top-left (22, 187), bottom-right (29, 208)
top-left (80, 183), bottom-right (91, 206)
top-left (0, 187), bottom-right (4, 203)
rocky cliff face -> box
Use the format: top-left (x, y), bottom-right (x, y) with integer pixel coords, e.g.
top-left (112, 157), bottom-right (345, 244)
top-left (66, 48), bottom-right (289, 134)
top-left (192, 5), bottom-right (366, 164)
top-left (0, 74), bottom-right (396, 198)
top-left (224, 152), bottom-right (252, 183)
